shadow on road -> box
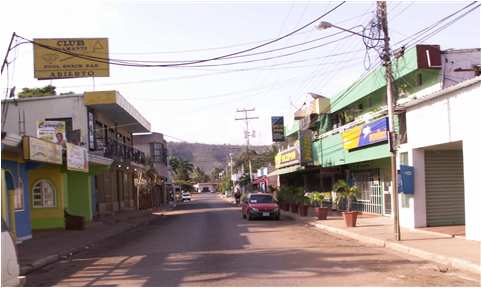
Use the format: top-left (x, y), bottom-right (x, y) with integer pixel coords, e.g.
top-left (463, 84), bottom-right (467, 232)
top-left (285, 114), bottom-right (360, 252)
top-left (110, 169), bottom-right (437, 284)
top-left (27, 193), bottom-right (449, 287)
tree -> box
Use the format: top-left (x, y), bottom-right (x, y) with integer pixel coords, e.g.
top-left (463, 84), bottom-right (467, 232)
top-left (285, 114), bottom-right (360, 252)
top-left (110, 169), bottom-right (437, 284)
top-left (210, 167), bottom-right (223, 182)
top-left (192, 166), bottom-right (209, 184)
top-left (169, 156), bottom-right (193, 182)
top-left (18, 85), bottom-right (56, 98)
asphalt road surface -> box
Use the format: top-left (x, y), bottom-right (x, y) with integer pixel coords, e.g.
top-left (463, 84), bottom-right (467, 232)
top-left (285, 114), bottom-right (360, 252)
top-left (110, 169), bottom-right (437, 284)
top-left (26, 193), bottom-right (480, 286)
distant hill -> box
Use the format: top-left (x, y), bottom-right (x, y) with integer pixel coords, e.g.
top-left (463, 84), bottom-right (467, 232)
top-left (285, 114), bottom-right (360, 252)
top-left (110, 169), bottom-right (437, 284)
top-left (167, 142), bottom-right (271, 174)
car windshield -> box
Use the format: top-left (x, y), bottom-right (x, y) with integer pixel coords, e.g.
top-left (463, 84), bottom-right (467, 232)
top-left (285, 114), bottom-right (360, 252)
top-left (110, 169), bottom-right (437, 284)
top-left (249, 195), bottom-right (274, 204)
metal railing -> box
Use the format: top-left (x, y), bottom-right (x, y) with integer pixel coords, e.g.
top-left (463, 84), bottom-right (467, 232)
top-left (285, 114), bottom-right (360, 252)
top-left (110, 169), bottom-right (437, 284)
top-left (352, 184), bottom-right (384, 215)
top-left (95, 138), bottom-right (146, 165)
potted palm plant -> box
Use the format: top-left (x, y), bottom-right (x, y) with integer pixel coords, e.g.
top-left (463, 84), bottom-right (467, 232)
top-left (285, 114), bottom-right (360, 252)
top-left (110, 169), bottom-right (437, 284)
top-left (333, 180), bottom-right (360, 227)
top-left (290, 187), bottom-right (302, 214)
top-left (277, 186), bottom-right (290, 211)
top-left (308, 192), bottom-right (329, 220)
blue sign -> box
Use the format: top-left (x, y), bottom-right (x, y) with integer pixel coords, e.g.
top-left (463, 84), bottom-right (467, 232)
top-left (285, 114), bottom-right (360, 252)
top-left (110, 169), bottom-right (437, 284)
top-left (358, 117), bottom-right (389, 148)
top-left (398, 165), bottom-right (414, 194)
top-left (271, 116), bottom-right (285, 142)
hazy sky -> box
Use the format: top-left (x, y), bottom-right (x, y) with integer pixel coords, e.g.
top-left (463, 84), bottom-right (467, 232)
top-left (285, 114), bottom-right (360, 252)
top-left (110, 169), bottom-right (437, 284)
top-left (1, 0), bottom-right (480, 145)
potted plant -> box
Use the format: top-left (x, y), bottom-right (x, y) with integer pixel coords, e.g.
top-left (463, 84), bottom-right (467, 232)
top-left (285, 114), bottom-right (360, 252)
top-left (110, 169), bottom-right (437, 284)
top-left (277, 186), bottom-right (290, 211)
top-left (289, 187), bottom-right (301, 214)
top-left (308, 192), bottom-right (329, 220)
top-left (334, 180), bottom-right (360, 227)
top-left (296, 189), bottom-right (309, 217)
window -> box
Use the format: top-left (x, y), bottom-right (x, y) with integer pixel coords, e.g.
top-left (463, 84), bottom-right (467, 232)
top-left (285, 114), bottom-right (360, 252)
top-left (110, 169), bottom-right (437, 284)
top-left (151, 143), bottom-right (162, 162)
top-left (32, 180), bottom-right (56, 208)
top-left (416, 73), bottom-right (423, 86)
top-left (88, 111), bottom-right (95, 150)
top-left (14, 179), bottom-right (24, 211)
top-left (95, 121), bottom-right (106, 151)
top-left (400, 152), bottom-right (409, 166)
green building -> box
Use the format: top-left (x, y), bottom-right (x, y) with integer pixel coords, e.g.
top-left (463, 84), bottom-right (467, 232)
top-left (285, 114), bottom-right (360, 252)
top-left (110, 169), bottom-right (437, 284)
top-left (271, 44), bottom-right (444, 215)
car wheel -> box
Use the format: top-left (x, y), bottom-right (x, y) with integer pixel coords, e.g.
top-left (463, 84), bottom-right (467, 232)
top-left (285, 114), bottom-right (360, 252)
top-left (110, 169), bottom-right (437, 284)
top-left (275, 214), bottom-right (281, 221)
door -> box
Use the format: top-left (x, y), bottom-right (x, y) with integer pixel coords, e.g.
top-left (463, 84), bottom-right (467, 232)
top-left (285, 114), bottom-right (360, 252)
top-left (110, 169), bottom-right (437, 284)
top-left (425, 150), bottom-right (465, 226)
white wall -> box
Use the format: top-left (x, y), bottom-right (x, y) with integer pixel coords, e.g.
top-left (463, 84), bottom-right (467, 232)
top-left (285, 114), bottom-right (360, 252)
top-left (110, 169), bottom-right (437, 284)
top-left (398, 79), bottom-right (481, 240)
top-left (2, 95), bottom-right (87, 145)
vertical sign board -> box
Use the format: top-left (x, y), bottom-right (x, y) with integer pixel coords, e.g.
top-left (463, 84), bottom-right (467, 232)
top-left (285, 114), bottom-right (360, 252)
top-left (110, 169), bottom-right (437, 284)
top-left (299, 130), bottom-right (313, 165)
top-left (66, 143), bottom-right (89, 173)
top-left (37, 120), bottom-right (66, 145)
top-left (271, 116), bottom-right (285, 142)
top-left (33, 38), bottom-right (109, 80)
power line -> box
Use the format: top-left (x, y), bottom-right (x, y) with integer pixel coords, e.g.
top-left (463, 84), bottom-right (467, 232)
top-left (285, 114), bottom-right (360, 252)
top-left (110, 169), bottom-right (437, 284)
top-left (13, 2), bottom-right (347, 68)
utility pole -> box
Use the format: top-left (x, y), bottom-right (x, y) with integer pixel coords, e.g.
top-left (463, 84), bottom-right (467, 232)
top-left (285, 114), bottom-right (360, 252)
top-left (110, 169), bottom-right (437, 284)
top-left (235, 108), bottom-right (259, 183)
top-left (378, 1), bottom-right (401, 241)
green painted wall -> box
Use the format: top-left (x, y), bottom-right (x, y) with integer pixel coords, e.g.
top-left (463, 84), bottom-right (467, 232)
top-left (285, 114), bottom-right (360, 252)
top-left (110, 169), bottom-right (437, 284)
top-left (66, 172), bottom-right (93, 223)
top-left (330, 46), bottom-right (421, 113)
top-left (284, 120), bottom-right (300, 137)
top-left (312, 133), bottom-right (391, 168)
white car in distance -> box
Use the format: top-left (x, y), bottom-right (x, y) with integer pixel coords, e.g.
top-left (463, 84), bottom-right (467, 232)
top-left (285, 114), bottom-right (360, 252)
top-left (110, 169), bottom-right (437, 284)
top-left (181, 191), bottom-right (191, 202)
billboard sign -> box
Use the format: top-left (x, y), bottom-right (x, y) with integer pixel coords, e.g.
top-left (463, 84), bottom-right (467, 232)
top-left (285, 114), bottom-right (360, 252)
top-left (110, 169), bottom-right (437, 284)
top-left (342, 117), bottom-right (389, 151)
top-left (23, 136), bottom-right (63, 165)
top-left (37, 120), bottom-right (66, 145)
top-left (271, 116), bottom-right (285, 142)
top-left (33, 38), bottom-right (109, 80)
top-left (66, 143), bottom-right (89, 172)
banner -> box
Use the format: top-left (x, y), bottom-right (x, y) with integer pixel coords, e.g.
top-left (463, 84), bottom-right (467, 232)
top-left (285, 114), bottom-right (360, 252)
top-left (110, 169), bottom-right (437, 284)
top-left (66, 143), bottom-right (89, 172)
top-left (37, 120), bottom-right (66, 145)
top-left (271, 116), bottom-right (285, 142)
top-left (23, 136), bottom-right (62, 164)
top-left (342, 117), bottom-right (388, 150)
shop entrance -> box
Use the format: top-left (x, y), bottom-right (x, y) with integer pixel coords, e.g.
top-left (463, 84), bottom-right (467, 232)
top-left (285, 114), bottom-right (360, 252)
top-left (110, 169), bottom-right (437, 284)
top-left (352, 169), bottom-right (384, 215)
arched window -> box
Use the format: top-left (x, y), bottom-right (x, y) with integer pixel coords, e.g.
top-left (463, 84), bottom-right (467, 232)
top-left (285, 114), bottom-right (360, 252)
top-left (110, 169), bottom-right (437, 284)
top-left (32, 180), bottom-right (56, 208)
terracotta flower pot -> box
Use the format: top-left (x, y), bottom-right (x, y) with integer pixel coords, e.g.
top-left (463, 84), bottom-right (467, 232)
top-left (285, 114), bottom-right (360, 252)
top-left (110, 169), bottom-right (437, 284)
top-left (315, 207), bottom-right (329, 220)
top-left (290, 203), bottom-right (298, 213)
top-left (342, 211), bottom-right (358, 227)
top-left (298, 204), bottom-right (308, 217)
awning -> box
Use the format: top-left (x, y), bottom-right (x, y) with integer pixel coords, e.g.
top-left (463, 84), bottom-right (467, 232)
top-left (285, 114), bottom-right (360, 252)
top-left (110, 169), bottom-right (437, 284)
top-left (267, 165), bottom-right (304, 177)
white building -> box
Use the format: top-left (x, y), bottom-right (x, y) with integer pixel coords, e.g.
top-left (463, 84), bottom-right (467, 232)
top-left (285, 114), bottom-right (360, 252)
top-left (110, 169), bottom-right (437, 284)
top-left (397, 76), bottom-right (481, 241)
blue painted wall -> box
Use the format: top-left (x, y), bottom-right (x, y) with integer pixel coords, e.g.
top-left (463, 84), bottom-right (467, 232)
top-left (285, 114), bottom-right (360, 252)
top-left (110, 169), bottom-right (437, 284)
top-left (1, 159), bottom-right (32, 240)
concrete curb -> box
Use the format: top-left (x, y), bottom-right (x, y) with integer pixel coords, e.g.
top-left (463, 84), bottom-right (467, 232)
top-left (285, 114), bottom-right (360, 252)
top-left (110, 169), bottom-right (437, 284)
top-left (20, 214), bottom-right (160, 276)
top-left (282, 211), bottom-right (479, 275)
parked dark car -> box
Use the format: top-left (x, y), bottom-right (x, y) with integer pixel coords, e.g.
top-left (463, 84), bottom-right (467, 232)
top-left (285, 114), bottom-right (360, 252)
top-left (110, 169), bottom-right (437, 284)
top-left (242, 193), bottom-right (280, 220)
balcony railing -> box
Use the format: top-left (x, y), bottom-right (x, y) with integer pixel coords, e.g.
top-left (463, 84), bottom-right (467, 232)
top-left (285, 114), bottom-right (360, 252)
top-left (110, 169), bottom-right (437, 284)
top-left (93, 138), bottom-right (146, 165)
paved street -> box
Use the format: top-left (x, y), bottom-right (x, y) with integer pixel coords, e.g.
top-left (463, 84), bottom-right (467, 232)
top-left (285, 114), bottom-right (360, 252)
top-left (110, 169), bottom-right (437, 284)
top-left (26, 193), bottom-right (479, 287)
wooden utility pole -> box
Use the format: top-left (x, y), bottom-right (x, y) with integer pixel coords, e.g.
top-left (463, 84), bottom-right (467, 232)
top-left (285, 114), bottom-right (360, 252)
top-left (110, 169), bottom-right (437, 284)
top-left (235, 108), bottom-right (259, 183)
top-left (378, 1), bottom-right (401, 241)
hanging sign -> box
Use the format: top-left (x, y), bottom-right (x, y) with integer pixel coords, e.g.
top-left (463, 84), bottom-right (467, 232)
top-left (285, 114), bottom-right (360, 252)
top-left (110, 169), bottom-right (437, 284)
top-left (23, 136), bottom-right (62, 164)
top-left (66, 143), bottom-right (89, 172)
top-left (33, 38), bottom-right (109, 80)
top-left (271, 116), bottom-right (285, 142)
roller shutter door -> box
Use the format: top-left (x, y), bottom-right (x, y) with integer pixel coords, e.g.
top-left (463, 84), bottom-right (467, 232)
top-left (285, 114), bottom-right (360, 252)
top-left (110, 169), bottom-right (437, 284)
top-left (425, 150), bottom-right (465, 226)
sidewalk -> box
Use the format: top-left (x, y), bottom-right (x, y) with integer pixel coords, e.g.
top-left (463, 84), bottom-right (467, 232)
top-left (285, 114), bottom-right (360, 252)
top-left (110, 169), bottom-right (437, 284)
top-left (218, 194), bottom-right (480, 275)
top-left (18, 206), bottom-right (170, 276)
top-left (284, 209), bottom-right (480, 275)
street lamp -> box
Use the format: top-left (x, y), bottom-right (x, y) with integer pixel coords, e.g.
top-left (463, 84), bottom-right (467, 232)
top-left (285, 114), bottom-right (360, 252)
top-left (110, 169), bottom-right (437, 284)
top-left (316, 21), bottom-right (383, 41)
top-left (316, 3), bottom-right (401, 241)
